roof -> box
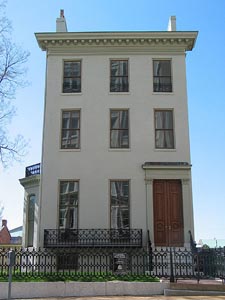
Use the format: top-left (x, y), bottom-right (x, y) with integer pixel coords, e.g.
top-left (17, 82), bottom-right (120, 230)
top-left (10, 226), bottom-right (23, 237)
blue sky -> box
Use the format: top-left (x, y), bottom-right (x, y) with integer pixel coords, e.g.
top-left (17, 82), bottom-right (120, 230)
top-left (0, 0), bottom-right (225, 242)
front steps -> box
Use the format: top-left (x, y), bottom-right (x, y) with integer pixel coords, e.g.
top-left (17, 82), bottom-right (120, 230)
top-left (165, 282), bottom-right (225, 296)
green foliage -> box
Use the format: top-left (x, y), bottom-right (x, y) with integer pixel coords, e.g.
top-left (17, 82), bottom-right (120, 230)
top-left (0, 271), bottom-right (159, 283)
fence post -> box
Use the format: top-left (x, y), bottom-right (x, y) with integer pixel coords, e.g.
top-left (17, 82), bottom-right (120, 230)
top-left (169, 247), bottom-right (175, 282)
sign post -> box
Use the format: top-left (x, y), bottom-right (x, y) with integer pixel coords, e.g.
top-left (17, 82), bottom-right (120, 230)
top-left (7, 250), bottom-right (15, 300)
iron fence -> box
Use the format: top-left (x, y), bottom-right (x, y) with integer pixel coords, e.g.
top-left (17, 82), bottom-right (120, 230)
top-left (0, 246), bottom-right (225, 282)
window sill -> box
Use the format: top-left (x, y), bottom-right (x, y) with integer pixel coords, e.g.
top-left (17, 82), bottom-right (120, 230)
top-left (152, 92), bottom-right (174, 95)
top-left (59, 149), bottom-right (81, 152)
top-left (109, 92), bottom-right (130, 95)
top-left (60, 93), bottom-right (82, 96)
top-left (108, 148), bottom-right (131, 152)
top-left (154, 148), bottom-right (176, 152)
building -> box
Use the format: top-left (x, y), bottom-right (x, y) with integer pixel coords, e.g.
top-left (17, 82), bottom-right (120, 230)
top-left (20, 12), bottom-right (198, 252)
top-left (0, 220), bottom-right (11, 245)
top-left (9, 225), bottom-right (23, 245)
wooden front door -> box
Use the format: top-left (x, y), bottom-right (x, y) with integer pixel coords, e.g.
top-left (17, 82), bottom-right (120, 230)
top-left (153, 180), bottom-right (184, 247)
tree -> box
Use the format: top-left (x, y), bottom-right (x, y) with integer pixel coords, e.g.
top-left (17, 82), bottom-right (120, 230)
top-left (0, 201), bottom-right (3, 222)
top-left (0, 1), bottom-right (29, 167)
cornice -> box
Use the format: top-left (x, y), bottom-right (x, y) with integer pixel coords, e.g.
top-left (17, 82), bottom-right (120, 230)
top-left (19, 175), bottom-right (40, 188)
top-left (35, 31), bottom-right (198, 53)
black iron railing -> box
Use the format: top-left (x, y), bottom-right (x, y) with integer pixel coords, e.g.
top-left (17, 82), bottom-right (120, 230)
top-left (25, 163), bottom-right (41, 177)
top-left (0, 246), bottom-right (225, 282)
top-left (44, 228), bottom-right (142, 248)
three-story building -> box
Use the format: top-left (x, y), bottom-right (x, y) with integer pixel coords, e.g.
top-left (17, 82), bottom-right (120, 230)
top-left (20, 12), bottom-right (198, 252)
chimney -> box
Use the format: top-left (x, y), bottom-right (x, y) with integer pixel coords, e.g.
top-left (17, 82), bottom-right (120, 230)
top-left (56, 9), bottom-right (68, 32)
top-left (2, 219), bottom-right (7, 227)
top-left (168, 16), bottom-right (176, 31)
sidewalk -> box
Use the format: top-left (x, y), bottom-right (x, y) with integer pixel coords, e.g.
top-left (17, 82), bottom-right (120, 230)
top-left (14, 296), bottom-right (225, 300)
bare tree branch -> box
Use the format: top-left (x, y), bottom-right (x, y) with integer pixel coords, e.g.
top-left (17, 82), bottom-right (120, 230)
top-left (0, 1), bottom-right (29, 167)
top-left (0, 201), bottom-right (4, 222)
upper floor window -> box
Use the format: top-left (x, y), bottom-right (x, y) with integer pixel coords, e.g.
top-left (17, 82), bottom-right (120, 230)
top-left (155, 110), bottom-right (174, 149)
top-left (63, 61), bottom-right (81, 93)
top-left (153, 60), bottom-right (172, 92)
top-left (110, 110), bottom-right (129, 148)
top-left (110, 60), bottom-right (129, 92)
top-left (61, 110), bottom-right (80, 149)
top-left (59, 181), bottom-right (79, 229)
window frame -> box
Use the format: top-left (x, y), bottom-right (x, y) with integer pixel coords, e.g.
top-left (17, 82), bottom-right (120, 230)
top-left (62, 60), bottom-right (82, 93)
top-left (58, 180), bottom-right (79, 230)
top-left (110, 109), bottom-right (129, 149)
top-left (153, 59), bottom-right (172, 93)
top-left (110, 180), bottom-right (130, 230)
top-left (154, 109), bottom-right (175, 149)
top-left (61, 109), bottom-right (81, 150)
top-left (110, 59), bottom-right (129, 93)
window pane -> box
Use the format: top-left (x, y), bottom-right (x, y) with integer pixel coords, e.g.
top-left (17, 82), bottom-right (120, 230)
top-left (155, 111), bottom-right (173, 129)
top-left (164, 111), bottom-right (173, 129)
top-left (121, 77), bottom-right (129, 91)
top-left (110, 130), bottom-right (120, 148)
top-left (111, 111), bottom-right (120, 129)
top-left (71, 111), bottom-right (80, 129)
top-left (164, 130), bottom-right (174, 148)
top-left (155, 130), bottom-right (174, 148)
top-left (63, 78), bottom-right (81, 93)
top-left (120, 130), bottom-right (129, 147)
top-left (62, 112), bottom-right (70, 129)
top-left (153, 60), bottom-right (171, 76)
top-left (64, 62), bottom-right (81, 77)
top-left (121, 61), bottom-right (128, 75)
top-left (120, 111), bottom-right (128, 129)
top-left (111, 61), bottom-right (120, 76)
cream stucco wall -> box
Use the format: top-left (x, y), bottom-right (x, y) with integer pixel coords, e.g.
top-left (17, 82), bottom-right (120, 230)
top-left (37, 44), bottom-right (194, 247)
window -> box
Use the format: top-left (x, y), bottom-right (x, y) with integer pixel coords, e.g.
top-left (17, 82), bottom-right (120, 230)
top-left (63, 61), bottom-right (81, 93)
top-left (59, 181), bottom-right (79, 229)
top-left (153, 60), bottom-right (172, 92)
top-left (61, 110), bottom-right (80, 149)
top-left (110, 60), bottom-right (129, 92)
top-left (110, 180), bottom-right (130, 230)
top-left (155, 110), bottom-right (174, 149)
top-left (110, 110), bottom-right (129, 148)
top-left (27, 195), bottom-right (35, 247)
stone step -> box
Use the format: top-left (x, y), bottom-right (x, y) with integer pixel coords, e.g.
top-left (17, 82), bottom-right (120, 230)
top-left (164, 288), bottom-right (225, 296)
top-left (170, 282), bottom-right (225, 292)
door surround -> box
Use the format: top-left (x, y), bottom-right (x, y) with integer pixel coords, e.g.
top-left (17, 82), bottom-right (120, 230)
top-left (142, 162), bottom-right (194, 247)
